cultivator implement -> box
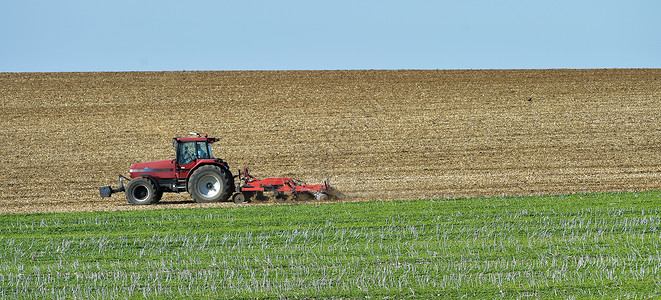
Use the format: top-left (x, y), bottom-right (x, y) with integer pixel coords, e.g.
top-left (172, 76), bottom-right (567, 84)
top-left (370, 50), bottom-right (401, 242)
top-left (230, 166), bottom-right (343, 204)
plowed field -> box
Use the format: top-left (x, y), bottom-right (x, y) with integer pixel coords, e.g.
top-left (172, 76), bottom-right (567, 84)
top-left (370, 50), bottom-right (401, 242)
top-left (1, 69), bottom-right (659, 214)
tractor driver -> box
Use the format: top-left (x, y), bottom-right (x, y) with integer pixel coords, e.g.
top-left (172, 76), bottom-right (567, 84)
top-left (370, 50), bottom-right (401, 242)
top-left (197, 143), bottom-right (209, 159)
top-left (180, 142), bottom-right (196, 165)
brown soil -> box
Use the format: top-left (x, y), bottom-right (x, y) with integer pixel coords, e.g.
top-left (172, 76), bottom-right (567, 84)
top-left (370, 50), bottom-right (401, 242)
top-left (1, 69), bottom-right (659, 214)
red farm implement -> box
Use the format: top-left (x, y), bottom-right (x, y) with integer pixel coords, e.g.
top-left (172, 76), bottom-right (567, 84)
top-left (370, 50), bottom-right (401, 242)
top-left (231, 166), bottom-right (335, 203)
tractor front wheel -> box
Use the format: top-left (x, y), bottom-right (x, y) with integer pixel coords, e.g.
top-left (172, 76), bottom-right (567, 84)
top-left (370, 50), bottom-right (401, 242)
top-left (126, 177), bottom-right (157, 205)
top-left (188, 165), bottom-right (232, 203)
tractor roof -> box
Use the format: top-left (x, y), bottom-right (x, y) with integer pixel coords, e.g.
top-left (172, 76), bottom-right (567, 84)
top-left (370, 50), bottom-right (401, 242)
top-left (174, 137), bottom-right (218, 143)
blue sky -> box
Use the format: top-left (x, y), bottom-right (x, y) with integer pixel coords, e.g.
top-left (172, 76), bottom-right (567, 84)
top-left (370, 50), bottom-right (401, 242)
top-left (1, 1), bottom-right (659, 72)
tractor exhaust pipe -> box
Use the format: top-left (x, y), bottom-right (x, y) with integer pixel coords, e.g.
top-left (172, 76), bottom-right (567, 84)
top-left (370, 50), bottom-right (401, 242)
top-left (99, 174), bottom-right (128, 197)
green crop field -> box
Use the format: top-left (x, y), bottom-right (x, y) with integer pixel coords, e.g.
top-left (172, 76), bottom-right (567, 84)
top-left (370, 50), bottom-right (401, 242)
top-left (1, 192), bottom-right (659, 299)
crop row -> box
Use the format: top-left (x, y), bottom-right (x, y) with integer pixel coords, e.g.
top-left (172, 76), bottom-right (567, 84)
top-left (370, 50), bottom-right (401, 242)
top-left (0, 191), bottom-right (659, 298)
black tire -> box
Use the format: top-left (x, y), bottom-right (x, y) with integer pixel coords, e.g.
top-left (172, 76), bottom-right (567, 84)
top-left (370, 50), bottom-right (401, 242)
top-left (226, 171), bottom-right (236, 193)
top-left (153, 190), bottom-right (163, 203)
top-left (126, 177), bottom-right (157, 205)
top-left (231, 192), bottom-right (245, 204)
top-left (188, 165), bottom-right (232, 203)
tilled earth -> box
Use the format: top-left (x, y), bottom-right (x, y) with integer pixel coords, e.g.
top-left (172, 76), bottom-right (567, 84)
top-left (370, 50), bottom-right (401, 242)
top-left (1, 69), bottom-right (659, 214)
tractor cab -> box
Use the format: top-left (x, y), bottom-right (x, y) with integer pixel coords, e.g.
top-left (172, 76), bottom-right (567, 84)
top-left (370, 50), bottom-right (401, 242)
top-left (173, 136), bottom-right (218, 165)
top-left (171, 136), bottom-right (228, 181)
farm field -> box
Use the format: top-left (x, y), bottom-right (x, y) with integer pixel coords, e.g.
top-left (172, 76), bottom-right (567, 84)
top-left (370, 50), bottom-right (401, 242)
top-left (0, 191), bottom-right (659, 298)
top-left (0, 69), bottom-right (660, 213)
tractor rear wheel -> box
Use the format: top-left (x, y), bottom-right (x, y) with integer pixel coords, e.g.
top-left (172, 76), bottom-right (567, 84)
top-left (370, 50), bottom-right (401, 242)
top-left (188, 165), bottom-right (232, 203)
top-left (126, 177), bottom-right (157, 205)
top-left (153, 190), bottom-right (163, 203)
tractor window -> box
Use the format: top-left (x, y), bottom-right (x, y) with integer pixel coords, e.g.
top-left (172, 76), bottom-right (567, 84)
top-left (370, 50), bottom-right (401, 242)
top-left (196, 142), bottom-right (210, 159)
top-left (178, 142), bottom-right (196, 165)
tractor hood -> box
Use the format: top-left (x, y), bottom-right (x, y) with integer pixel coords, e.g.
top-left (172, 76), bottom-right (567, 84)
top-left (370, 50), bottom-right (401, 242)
top-left (129, 159), bottom-right (175, 178)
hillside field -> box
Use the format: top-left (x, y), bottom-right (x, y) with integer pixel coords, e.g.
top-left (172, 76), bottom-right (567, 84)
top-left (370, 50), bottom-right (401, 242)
top-left (1, 69), bottom-right (660, 213)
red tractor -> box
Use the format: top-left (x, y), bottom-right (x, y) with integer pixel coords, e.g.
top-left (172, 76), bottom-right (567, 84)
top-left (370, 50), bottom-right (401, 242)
top-left (100, 134), bottom-right (335, 205)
